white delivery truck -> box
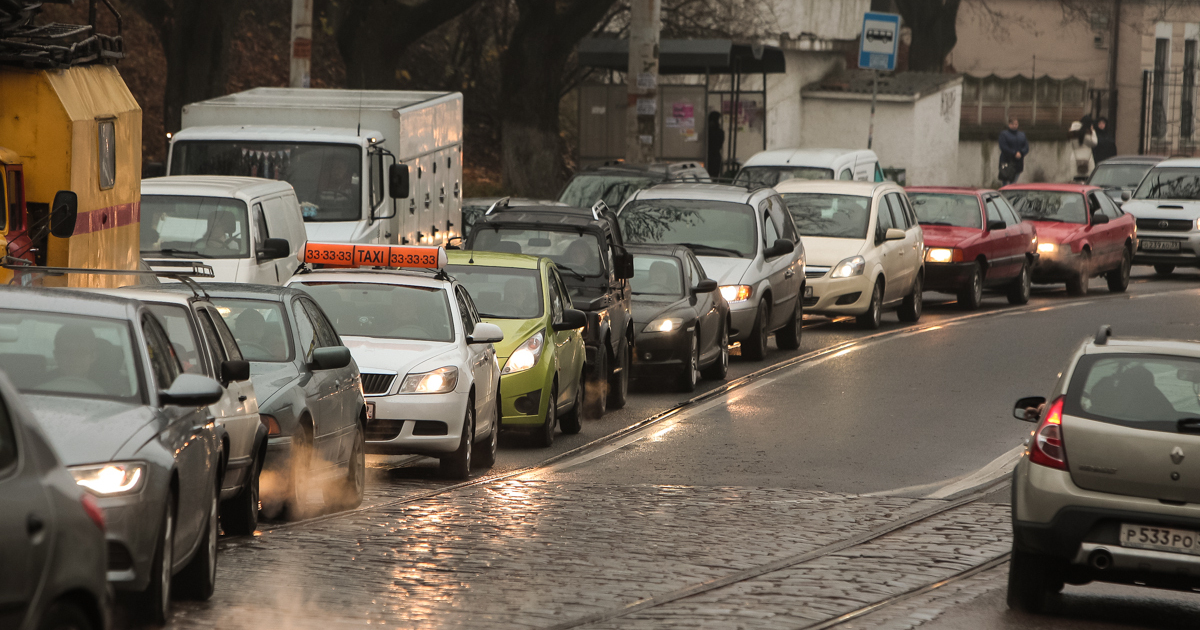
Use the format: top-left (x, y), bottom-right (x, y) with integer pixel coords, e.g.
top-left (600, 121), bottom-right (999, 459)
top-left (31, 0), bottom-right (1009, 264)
top-left (167, 88), bottom-right (463, 247)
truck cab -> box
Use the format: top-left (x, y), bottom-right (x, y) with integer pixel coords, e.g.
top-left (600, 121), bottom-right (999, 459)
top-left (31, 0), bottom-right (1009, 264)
top-left (0, 146), bottom-right (77, 283)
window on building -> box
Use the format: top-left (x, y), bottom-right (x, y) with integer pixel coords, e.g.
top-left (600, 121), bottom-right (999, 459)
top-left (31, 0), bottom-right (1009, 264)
top-left (1185, 38), bottom-right (1197, 139)
top-left (1153, 36), bottom-right (1170, 139)
top-left (98, 120), bottom-right (116, 190)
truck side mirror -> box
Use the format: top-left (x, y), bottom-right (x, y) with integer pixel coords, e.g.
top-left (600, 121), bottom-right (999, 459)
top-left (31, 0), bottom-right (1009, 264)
top-left (615, 251), bottom-right (635, 280)
top-left (389, 164), bottom-right (410, 199)
top-left (257, 237), bottom-right (290, 261)
top-left (49, 190), bottom-right (78, 239)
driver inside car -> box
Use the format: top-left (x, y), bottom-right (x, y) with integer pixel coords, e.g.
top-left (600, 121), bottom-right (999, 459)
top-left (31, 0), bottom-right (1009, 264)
top-left (44, 324), bottom-right (105, 395)
top-left (233, 308), bottom-right (286, 360)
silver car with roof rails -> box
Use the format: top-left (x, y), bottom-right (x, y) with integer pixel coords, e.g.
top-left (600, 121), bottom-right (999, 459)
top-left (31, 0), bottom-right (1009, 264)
top-left (618, 183), bottom-right (804, 361)
top-left (1009, 325), bottom-right (1200, 613)
top-left (1118, 157), bottom-right (1200, 275)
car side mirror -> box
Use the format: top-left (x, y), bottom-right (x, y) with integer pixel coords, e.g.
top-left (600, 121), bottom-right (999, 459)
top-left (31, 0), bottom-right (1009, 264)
top-left (49, 190), bottom-right (78, 239)
top-left (692, 278), bottom-right (719, 294)
top-left (159, 373), bottom-right (224, 407)
top-left (1121, 190), bottom-right (1132, 202)
top-left (615, 251), bottom-right (635, 280)
top-left (389, 163), bottom-right (410, 199)
top-left (1091, 213), bottom-right (1110, 225)
top-left (884, 228), bottom-right (906, 241)
top-left (763, 239), bottom-right (795, 258)
top-left (986, 220), bottom-right (1007, 232)
top-left (311, 346), bottom-right (352, 370)
top-left (257, 237), bottom-right (290, 261)
top-left (553, 309), bottom-right (587, 331)
top-left (468, 322), bottom-right (504, 344)
top-left (1013, 396), bottom-right (1047, 422)
top-left (220, 359), bottom-right (251, 385)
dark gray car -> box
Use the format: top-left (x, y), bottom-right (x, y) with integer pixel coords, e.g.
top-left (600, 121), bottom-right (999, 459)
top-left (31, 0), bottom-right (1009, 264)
top-left (0, 369), bottom-right (109, 630)
top-left (0, 287), bottom-right (226, 625)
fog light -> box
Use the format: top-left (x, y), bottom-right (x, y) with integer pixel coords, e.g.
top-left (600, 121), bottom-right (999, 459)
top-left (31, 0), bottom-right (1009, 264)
top-left (643, 352), bottom-right (652, 360)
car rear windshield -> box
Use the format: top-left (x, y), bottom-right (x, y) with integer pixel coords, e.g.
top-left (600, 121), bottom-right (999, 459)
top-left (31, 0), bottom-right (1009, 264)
top-left (294, 283), bottom-right (455, 342)
top-left (212, 299), bottom-right (294, 362)
top-left (908, 193), bottom-right (982, 229)
top-left (631, 254), bottom-right (684, 297)
top-left (779, 193), bottom-right (872, 239)
top-left (141, 195), bottom-right (250, 259)
top-left (734, 166), bottom-right (833, 187)
top-left (472, 228), bottom-right (606, 278)
top-left (1089, 163), bottom-right (1154, 189)
top-left (0, 311), bottom-right (142, 403)
top-left (1066, 353), bottom-right (1200, 431)
top-left (558, 173), bottom-right (659, 208)
top-left (446, 266), bottom-right (543, 320)
top-left (1132, 167), bottom-right (1200, 200)
top-left (1003, 190), bottom-right (1088, 224)
top-left (619, 199), bottom-right (757, 258)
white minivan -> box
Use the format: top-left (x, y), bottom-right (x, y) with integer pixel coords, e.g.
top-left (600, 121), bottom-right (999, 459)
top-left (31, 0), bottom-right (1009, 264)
top-left (140, 176), bottom-right (307, 284)
top-left (735, 148), bottom-right (883, 187)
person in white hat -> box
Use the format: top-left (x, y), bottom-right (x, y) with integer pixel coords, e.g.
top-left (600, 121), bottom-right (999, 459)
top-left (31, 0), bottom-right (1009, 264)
top-left (1069, 120), bottom-right (1098, 182)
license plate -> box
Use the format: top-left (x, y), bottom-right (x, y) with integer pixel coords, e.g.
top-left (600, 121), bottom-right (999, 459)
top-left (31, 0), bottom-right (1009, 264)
top-left (1140, 240), bottom-right (1181, 251)
top-left (805, 286), bottom-right (814, 297)
top-left (365, 401), bottom-right (375, 421)
top-left (1120, 523), bottom-right (1200, 555)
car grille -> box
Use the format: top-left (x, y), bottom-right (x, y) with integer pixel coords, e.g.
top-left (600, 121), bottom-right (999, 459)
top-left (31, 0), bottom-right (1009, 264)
top-left (1137, 218), bottom-right (1195, 232)
top-left (360, 373), bottom-right (396, 395)
top-left (366, 419), bottom-right (405, 441)
top-left (108, 541), bottom-right (133, 571)
top-left (805, 266), bottom-right (830, 279)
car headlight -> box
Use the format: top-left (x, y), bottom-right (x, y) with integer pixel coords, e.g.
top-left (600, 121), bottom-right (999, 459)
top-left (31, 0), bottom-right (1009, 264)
top-left (399, 366), bottom-right (459, 394)
top-left (502, 331), bottom-right (544, 375)
top-left (645, 317), bottom-right (684, 333)
top-left (70, 463), bottom-right (146, 496)
top-left (830, 256), bottom-right (866, 278)
top-left (924, 247), bottom-right (963, 263)
top-left (719, 285), bottom-right (752, 303)
top-left (1037, 242), bottom-right (1057, 254)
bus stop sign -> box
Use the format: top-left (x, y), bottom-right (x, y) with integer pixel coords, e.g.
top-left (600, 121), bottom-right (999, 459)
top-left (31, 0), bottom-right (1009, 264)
top-left (859, 12), bottom-right (900, 71)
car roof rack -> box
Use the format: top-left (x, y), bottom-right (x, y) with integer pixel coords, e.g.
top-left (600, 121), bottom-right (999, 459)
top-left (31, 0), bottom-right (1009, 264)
top-left (485, 197), bottom-right (511, 215)
top-left (2, 263), bottom-right (215, 299)
top-left (590, 199), bottom-right (612, 221)
top-left (1095, 324), bottom-right (1112, 345)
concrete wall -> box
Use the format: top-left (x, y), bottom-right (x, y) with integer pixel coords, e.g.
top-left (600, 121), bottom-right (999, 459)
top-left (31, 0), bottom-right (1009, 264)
top-left (765, 51), bottom-right (844, 152)
top-left (955, 139), bottom-right (1076, 188)
top-left (952, 0), bottom-right (1109, 82)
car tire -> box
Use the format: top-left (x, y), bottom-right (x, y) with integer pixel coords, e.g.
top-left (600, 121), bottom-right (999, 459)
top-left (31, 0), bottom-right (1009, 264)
top-left (957, 264), bottom-right (983, 310)
top-left (534, 385), bottom-right (557, 448)
top-left (329, 422), bottom-right (365, 510)
top-left (559, 374), bottom-right (584, 435)
top-left (678, 332), bottom-right (700, 393)
top-left (701, 321), bottom-right (729, 381)
top-left (1106, 247), bottom-right (1131, 292)
top-left (898, 273), bottom-right (923, 322)
top-left (474, 396), bottom-right (500, 467)
top-left (1155, 263), bottom-right (1176, 276)
top-left (1007, 261), bottom-right (1031, 305)
top-left (776, 300), bottom-right (802, 350)
top-left (582, 349), bottom-right (608, 420)
top-left (607, 338), bottom-right (629, 410)
top-left (37, 600), bottom-right (94, 630)
top-left (137, 494), bottom-right (173, 625)
top-left (857, 280), bottom-right (883, 330)
top-left (743, 300), bottom-right (770, 360)
top-left (1006, 546), bottom-right (1065, 614)
top-left (1066, 251), bottom-right (1090, 296)
top-left (174, 479), bottom-right (218, 601)
top-left (440, 404), bottom-right (474, 479)
top-left (280, 423), bottom-right (313, 522)
top-left (221, 455), bottom-right (261, 536)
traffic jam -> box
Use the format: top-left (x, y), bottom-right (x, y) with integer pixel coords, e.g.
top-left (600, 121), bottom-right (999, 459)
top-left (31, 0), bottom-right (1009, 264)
top-left (8, 2), bottom-right (1200, 630)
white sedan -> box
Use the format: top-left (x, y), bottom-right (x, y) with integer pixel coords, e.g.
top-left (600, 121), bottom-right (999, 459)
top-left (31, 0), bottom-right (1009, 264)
top-left (285, 244), bottom-right (503, 479)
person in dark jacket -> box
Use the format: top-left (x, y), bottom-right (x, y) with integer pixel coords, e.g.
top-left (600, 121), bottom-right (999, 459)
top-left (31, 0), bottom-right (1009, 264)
top-left (998, 117), bottom-right (1030, 186)
top-left (706, 111), bottom-right (725, 179)
top-left (1092, 117), bottom-right (1117, 164)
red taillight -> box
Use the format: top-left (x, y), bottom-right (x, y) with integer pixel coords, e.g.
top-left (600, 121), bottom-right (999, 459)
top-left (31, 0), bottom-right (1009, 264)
top-left (81, 494), bottom-right (105, 530)
top-left (1030, 396), bottom-right (1068, 470)
top-left (260, 414), bottom-right (280, 436)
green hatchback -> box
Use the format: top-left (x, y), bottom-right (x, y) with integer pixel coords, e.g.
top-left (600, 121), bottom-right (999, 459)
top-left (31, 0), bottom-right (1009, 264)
top-left (446, 251), bottom-right (588, 446)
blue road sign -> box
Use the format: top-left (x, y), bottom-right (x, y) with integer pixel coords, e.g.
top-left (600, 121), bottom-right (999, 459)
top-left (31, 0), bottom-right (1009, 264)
top-left (859, 11), bottom-right (900, 71)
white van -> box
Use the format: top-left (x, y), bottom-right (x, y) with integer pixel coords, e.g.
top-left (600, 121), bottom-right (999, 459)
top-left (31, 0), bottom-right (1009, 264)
top-left (140, 176), bottom-right (308, 285)
top-left (735, 148), bottom-right (883, 187)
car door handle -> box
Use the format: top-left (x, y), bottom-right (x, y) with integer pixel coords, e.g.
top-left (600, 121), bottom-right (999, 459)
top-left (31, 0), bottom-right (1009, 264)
top-left (238, 395), bottom-right (248, 402)
top-left (27, 513), bottom-right (44, 536)
top-left (784, 269), bottom-right (795, 279)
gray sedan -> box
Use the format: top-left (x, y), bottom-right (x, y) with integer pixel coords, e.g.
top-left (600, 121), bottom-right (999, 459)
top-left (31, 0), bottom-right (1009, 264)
top-left (0, 287), bottom-right (226, 625)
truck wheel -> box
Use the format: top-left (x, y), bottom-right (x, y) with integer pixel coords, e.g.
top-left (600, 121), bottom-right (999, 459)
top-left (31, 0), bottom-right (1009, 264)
top-left (607, 339), bottom-right (629, 410)
top-left (1006, 546), bottom-right (1064, 613)
top-left (957, 264), bottom-right (983, 310)
top-left (583, 350), bottom-right (608, 419)
top-left (776, 300), bottom-right (802, 350)
top-left (742, 300), bottom-right (769, 360)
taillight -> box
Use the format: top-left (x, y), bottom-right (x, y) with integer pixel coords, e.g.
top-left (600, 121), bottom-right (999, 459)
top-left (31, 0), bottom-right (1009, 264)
top-left (260, 414), bottom-right (281, 436)
top-left (81, 494), bottom-right (105, 530)
top-left (1029, 396), bottom-right (1068, 470)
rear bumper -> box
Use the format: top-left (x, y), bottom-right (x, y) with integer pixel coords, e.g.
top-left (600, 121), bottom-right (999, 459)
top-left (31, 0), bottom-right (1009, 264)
top-left (923, 261), bottom-right (975, 292)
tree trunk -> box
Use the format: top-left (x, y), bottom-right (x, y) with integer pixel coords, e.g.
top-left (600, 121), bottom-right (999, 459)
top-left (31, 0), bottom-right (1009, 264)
top-left (896, 0), bottom-right (961, 73)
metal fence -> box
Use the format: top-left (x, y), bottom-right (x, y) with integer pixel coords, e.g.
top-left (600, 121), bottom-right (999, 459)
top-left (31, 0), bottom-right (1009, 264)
top-left (1140, 68), bottom-right (1200, 155)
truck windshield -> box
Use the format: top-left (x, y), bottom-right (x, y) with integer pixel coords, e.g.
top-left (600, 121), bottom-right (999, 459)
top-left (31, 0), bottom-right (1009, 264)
top-left (472, 228), bottom-right (607, 278)
top-left (0, 311), bottom-right (142, 403)
top-left (734, 166), bottom-right (833, 187)
top-left (141, 195), bottom-right (249, 259)
top-left (1133, 167), bottom-right (1200, 200)
top-left (619, 199), bottom-right (757, 258)
top-left (170, 141), bottom-right (362, 222)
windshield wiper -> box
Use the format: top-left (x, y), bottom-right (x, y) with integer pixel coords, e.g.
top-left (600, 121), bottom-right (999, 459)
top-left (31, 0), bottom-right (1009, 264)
top-left (143, 248), bottom-right (212, 258)
top-left (920, 221), bottom-right (956, 226)
top-left (678, 242), bottom-right (742, 257)
top-left (555, 264), bottom-right (587, 281)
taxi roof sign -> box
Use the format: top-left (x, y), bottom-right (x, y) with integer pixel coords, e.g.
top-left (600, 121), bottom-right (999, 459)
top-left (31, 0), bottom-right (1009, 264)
top-left (300, 242), bottom-right (447, 271)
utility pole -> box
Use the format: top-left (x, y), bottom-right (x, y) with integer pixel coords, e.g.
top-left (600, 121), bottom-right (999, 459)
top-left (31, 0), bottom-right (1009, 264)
top-left (626, 0), bottom-right (661, 164)
top-left (289, 0), bottom-right (313, 88)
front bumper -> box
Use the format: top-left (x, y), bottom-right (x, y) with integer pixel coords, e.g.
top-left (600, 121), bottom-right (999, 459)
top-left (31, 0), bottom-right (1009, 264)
top-left (804, 274), bottom-right (872, 317)
top-left (632, 326), bottom-right (693, 374)
top-left (497, 360), bottom-right (554, 428)
top-left (363, 390), bottom-right (469, 455)
top-left (726, 300), bottom-right (759, 342)
top-left (1031, 247), bottom-right (1084, 282)
top-left (97, 490), bottom-right (168, 591)
top-left (1132, 230), bottom-right (1200, 266)
top-left (923, 261), bottom-right (976, 293)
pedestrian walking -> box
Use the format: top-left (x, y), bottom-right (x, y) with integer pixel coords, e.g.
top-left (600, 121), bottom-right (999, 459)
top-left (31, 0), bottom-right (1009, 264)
top-left (998, 117), bottom-right (1029, 186)
top-left (1092, 117), bottom-right (1117, 164)
top-left (706, 111), bottom-right (725, 179)
top-left (1069, 119), bottom-right (1098, 182)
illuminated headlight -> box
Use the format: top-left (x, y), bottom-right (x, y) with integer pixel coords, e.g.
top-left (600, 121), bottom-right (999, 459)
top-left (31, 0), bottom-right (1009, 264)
top-left (502, 332), bottom-right (544, 374)
top-left (645, 317), bottom-right (684, 333)
top-left (719, 285), bottom-right (752, 303)
top-left (1195, 217), bottom-right (1200, 230)
top-left (830, 256), bottom-right (866, 278)
top-left (400, 366), bottom-right (459, 394)
top-left (1037, 242), bottom-right (1057, 254)
top-left (70, 463), bottom-right (145, 496)
top-left (924, 248), bottom-right (962, 263)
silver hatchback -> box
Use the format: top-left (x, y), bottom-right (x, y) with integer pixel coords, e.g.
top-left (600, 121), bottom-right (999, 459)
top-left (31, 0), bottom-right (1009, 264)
top-left (1010, 326), bottom-right (1200, 612)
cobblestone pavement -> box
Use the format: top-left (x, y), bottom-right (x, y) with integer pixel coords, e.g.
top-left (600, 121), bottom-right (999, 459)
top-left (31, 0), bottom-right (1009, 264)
top-left (168, 480), bottom-right (1011, 629)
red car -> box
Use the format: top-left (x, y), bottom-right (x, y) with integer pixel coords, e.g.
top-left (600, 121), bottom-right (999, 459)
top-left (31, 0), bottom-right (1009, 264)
top-left (907, 186), bottom-right (1039, 309)
top-left (1000, 183), bottom-right (1136, 296)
